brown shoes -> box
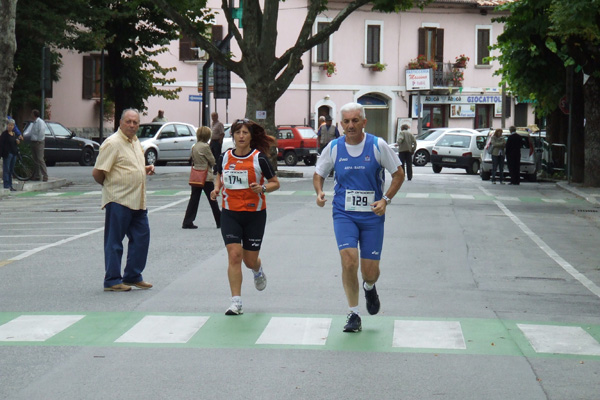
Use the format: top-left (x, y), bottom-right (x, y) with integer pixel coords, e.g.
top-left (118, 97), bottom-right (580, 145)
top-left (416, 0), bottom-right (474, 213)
top-left (104, 283), bottom-right (132, 292)
top-left (123, 281), bottom-right (153, 289)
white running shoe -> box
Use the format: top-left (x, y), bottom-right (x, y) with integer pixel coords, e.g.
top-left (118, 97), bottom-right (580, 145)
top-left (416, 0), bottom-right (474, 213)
top-left (225, 301), bottom-right (243, 316)
top-left (254, 270), bottom-right (267, 291)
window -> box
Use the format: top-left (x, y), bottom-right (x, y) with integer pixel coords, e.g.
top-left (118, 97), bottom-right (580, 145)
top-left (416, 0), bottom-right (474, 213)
top-left (366, 22), bottom-right (382, 64)
top-left (180, 33), bottom-right (199, 61)
top-left (418, 27), bottom-right (444, 65)
top-left (176, 124), bottom-right (193, 137)
top-left (476, 26), bottom-right (491, 65)
top-left (315, 20), bottom-right (332, 63)
top-left (82, 55), bottom-right (103, 99)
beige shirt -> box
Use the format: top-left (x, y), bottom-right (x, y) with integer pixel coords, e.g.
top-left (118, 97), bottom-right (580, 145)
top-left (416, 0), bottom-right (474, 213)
top-left (396, 129), bottom-right (417, 153)
top-left (94, 129), bottom-right (147, 210)
top-left (191, 141), bottom-right (216, 182)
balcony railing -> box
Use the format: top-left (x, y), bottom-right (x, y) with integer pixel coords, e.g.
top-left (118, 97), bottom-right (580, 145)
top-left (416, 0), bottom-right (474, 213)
top-left (433, 62), bottom-right (460, 87)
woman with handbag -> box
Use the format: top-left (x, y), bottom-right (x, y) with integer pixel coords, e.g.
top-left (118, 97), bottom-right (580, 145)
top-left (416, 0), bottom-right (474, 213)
top-left (210, 118), bottom-right (280, 315)
top-left (182, 126), bottom-right (221, 229)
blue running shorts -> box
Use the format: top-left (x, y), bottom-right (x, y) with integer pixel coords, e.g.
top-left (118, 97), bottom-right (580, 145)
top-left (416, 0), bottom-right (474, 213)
top-left (332, 212), bottom-right (384, 260)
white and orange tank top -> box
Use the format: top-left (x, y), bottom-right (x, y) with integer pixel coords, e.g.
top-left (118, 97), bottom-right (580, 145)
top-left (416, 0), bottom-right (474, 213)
top-left (220, 149), bottom-right (266, 211)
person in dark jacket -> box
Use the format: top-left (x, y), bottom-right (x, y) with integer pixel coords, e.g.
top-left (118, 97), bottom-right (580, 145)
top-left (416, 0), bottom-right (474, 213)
top-left (1, 119), bottom-right (21, 191)
top-left (505, 126), bottom-right (521, 185)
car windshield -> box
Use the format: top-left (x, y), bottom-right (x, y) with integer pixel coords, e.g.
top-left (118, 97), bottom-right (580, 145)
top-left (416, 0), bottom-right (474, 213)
top-left (436, 134), bottom-right (471, 148)
top-left (417, 129), bottom-right (445, 141)
top-left (137, 125), bottom-right (161, 138)
top-left (297, 128), bottom-right (317, 139)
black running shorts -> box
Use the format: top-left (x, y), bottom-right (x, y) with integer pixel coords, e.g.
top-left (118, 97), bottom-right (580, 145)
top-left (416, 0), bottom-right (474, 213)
top-left (220, 209), bottom-right (267, 251)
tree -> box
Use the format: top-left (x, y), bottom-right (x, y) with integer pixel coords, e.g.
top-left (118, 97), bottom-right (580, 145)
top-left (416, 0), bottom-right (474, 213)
top-left (493, 0), bottom-right (600, 186)
top-left (151, 0), bottom-right (430, 143)
top-left (0, 0), bottom-right (19, 132)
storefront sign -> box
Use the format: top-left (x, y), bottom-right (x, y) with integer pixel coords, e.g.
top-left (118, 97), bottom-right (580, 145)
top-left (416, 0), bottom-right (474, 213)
top-left (450, 104), bottom-right (475, 118)
top-left (406, 69), bottom-right (433, 91)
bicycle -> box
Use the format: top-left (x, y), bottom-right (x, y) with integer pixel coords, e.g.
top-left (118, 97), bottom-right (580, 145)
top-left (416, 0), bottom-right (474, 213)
top-left (12, 148), bottom-right (35, 181)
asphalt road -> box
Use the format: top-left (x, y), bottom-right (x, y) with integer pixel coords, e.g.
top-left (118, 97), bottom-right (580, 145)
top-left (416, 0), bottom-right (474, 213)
top-left (1, 163), bottom-right (599, 400)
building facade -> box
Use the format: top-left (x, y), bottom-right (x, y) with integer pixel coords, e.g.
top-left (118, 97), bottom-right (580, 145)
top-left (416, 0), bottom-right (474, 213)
top-left (48, 0), bottom-right (530, 144)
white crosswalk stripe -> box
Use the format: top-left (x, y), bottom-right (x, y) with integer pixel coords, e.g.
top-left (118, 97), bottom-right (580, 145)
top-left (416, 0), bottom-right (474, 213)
top-left (115, 316), bottom-right (209, 344)
top-left (518, 324), bottom-right (600, 356)
top-left (256, 317), bottom-right (331, 345)
top-left (392, 320), bottom-right (466, 350)
top-left (0, 315), bottom-right (84, 341)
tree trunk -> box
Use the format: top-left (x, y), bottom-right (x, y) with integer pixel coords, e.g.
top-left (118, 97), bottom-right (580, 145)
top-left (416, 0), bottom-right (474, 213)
top-left (245, 82), bottom-right (279, 169)
top-left (584, 75), bottom-right (600, 187)
top-left (0, 0), bottom-right (18, 132)
top-left (570, 71), bottom-right (585, 183)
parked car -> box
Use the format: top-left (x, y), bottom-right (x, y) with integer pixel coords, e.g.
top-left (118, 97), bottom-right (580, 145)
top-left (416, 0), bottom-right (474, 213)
top-left (220, 124), bottom-right (233, 154)
top-left (276, 125), bottom-right (319, 166)
top-left (479, 129), bottom-right (537, 182)
top-left (430, 129), bottom-right (487, 174)
top-left (23, 121), bottom-right (100, 166)
top-left (412, 128), bottom-right (447, 166)
top-left (137, 122), bottom-right (197, 165)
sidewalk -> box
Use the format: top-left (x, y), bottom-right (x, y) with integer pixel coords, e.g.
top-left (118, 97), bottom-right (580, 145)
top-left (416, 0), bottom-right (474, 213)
top-left (556, 181), bottom-right (600, 205)
top-left (0, 177), bottom-right (69, 198)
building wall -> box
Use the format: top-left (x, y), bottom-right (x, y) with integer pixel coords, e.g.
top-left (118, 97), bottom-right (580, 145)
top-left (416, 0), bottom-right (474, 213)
top-left (47, 1), bottom-right (532, 144)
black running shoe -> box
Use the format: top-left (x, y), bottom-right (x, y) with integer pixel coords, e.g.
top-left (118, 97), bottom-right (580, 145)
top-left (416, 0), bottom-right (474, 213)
top-left (364, 283), bottom-right (380, 315)
top-left (343, 312), bottom-right (362, 332)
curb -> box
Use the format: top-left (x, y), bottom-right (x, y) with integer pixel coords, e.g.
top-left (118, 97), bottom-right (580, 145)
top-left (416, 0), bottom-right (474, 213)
top-left (0, 178), bottom-right (70, 198)
top-left (277, 169), bottom-right (304, 178)
top-left (556, 181), bottom-right (600, 206)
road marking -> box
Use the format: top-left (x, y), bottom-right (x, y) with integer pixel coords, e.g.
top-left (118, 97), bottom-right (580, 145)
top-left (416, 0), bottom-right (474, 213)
top-left (1, 312), bottom-right (598, 358)
top-left (0, 315), bottom-right (84, 341)
top-left (256, 317), bottom-right (331, 345)
top-left (479, 185), bottom-right (600, 299)
top-left (392, 320), bottom-right (466, 349)
top-left (115, 316), bottom-right (209, 344)
top-left (518, 324), bottom-right (600, 356)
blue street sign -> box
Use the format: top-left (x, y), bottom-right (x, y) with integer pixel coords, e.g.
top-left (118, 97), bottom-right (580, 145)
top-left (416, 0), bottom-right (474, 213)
top-left (189, 94), bottom-right (203, 102)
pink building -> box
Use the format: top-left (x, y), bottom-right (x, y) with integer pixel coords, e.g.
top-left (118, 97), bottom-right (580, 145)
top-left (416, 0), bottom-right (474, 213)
top-left (48, 0), bottom-right (530, 144)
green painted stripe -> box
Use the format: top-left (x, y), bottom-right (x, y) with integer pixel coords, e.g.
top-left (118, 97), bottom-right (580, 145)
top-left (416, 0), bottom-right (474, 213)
top-left (1, 312), bottom-right (599, 360)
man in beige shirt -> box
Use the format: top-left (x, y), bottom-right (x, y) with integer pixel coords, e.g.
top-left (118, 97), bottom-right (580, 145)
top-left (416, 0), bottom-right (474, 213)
top-left (92, 109), bottom-right (155, 292)
top-left (210, 112), bottom-right (225, 162)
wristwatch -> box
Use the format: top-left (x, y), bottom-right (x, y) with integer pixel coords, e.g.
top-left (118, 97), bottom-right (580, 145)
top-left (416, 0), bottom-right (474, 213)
top-left (382, 195), bottom-right (391, 205)
top-left (262, 184), bottom-right (267, 194)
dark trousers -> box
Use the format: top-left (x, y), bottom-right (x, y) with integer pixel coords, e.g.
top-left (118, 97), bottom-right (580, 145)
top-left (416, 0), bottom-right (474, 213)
top-left (31, 141), bottom-right (48, 180)
top-left (183, 181), bottom-right (221, 227)
top-left (491, 155), bottom-right (504, 183)
top-left (506, 155), bottom-right (520, 184)
top-left (103, 202), bottom-right (150, 288)
top-left (210, 141), bottom-right (222, 162)
top-left (398, 152), bottom-right (413, 181)
top-left (3, 153), bottom-right (16, 188)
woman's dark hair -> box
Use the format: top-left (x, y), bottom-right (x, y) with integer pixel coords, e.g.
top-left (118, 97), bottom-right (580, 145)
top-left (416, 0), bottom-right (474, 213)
top-left (231, 118), bottom-right (275, 155)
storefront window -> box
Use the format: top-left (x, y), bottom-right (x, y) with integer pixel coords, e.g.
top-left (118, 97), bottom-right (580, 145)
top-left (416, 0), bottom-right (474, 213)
top-left (474, 104), bottom-right (492, 129)
top-left (422, 105), bottom-right (446, 129)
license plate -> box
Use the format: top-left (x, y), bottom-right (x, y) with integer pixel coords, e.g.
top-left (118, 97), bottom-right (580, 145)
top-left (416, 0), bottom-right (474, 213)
top-left (309, 150), bottom-right (317, 154)
top-left (442, 157), bottom-right (456, 162)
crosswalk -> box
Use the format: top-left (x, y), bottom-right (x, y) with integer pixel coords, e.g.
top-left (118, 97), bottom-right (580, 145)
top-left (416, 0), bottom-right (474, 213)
top-left (1, 313), bottom-right (599, 358)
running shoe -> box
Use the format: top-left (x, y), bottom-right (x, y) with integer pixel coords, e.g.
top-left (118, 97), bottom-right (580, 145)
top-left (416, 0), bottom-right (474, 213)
top-left (343, 312), bottom-right (362, 332)
top-left (254, 270), bottom-right (267, 291)
top-left (225, 302), bottom-right (243, 316)
top-left (364, 283), bottom-right (380, 315)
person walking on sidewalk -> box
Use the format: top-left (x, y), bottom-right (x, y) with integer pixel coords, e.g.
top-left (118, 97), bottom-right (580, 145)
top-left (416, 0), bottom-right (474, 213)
top-left (210, 118), bottom-right (280, 315)
top-left (92, 109), bottom-right (155, 292)
top-left (505, 126), bottom-right (521, 185)
top-left (182, 126), bottom-right (221, 229)
top-left (23, 109), bottom-right (48, 182)
top-left (490, 128), bottom-right (506, 184)
top-left (313, 102), bottom-right (404, 332)
top-left (317, 115), bottom-right (340, 154)
top-left (0, 119), bottom-right (21, 191)
top-left (396, 124), bottom-right (416, 181)
top-left (210, 112), bottom-right (225, 162)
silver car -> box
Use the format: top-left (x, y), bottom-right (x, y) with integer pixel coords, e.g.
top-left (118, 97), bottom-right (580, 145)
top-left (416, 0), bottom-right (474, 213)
top-left (412, 128), bottom-right (447, 166)
top-left (137, 122), bottom-right (197, 165)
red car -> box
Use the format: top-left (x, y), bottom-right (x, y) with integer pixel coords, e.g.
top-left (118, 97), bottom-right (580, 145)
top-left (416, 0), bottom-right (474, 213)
top-left (276, 125), bottom-right (319, 166)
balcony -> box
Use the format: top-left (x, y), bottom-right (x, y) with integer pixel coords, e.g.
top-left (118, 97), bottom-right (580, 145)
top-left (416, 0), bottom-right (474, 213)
top-left (433, 62), bottom-right (462, 88)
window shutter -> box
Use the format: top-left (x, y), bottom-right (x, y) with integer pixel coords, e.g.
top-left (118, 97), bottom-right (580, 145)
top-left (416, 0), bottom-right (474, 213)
top-left (179, 33), bottom-right (195, 61)
top-left (418, 28), bottom-right (425, 56)
top-left (477, 29), bottom-right (490, 64)
top-left (82, 56), bottom-right (93, 99)
top-left (435, 29), bottom-right (444, 63)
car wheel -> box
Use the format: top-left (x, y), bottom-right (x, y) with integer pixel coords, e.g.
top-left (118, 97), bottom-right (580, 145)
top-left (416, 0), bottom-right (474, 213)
top-left (480, 170), bottom-right (491, 181)
top-left (79, 147), bottom-right (95, 166)
top-left (467, 160), bottom-right (480, 175)
top-left (145, 149), bottom-right (157, 166)
top-left (304, 155), bottom-right (317, 166)
top-left (284, 151), bottom-right (298, 166)
top-left (413, 149), bottom-right (429, 166)
top-left (432, 164), bottom-right (442, 173)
